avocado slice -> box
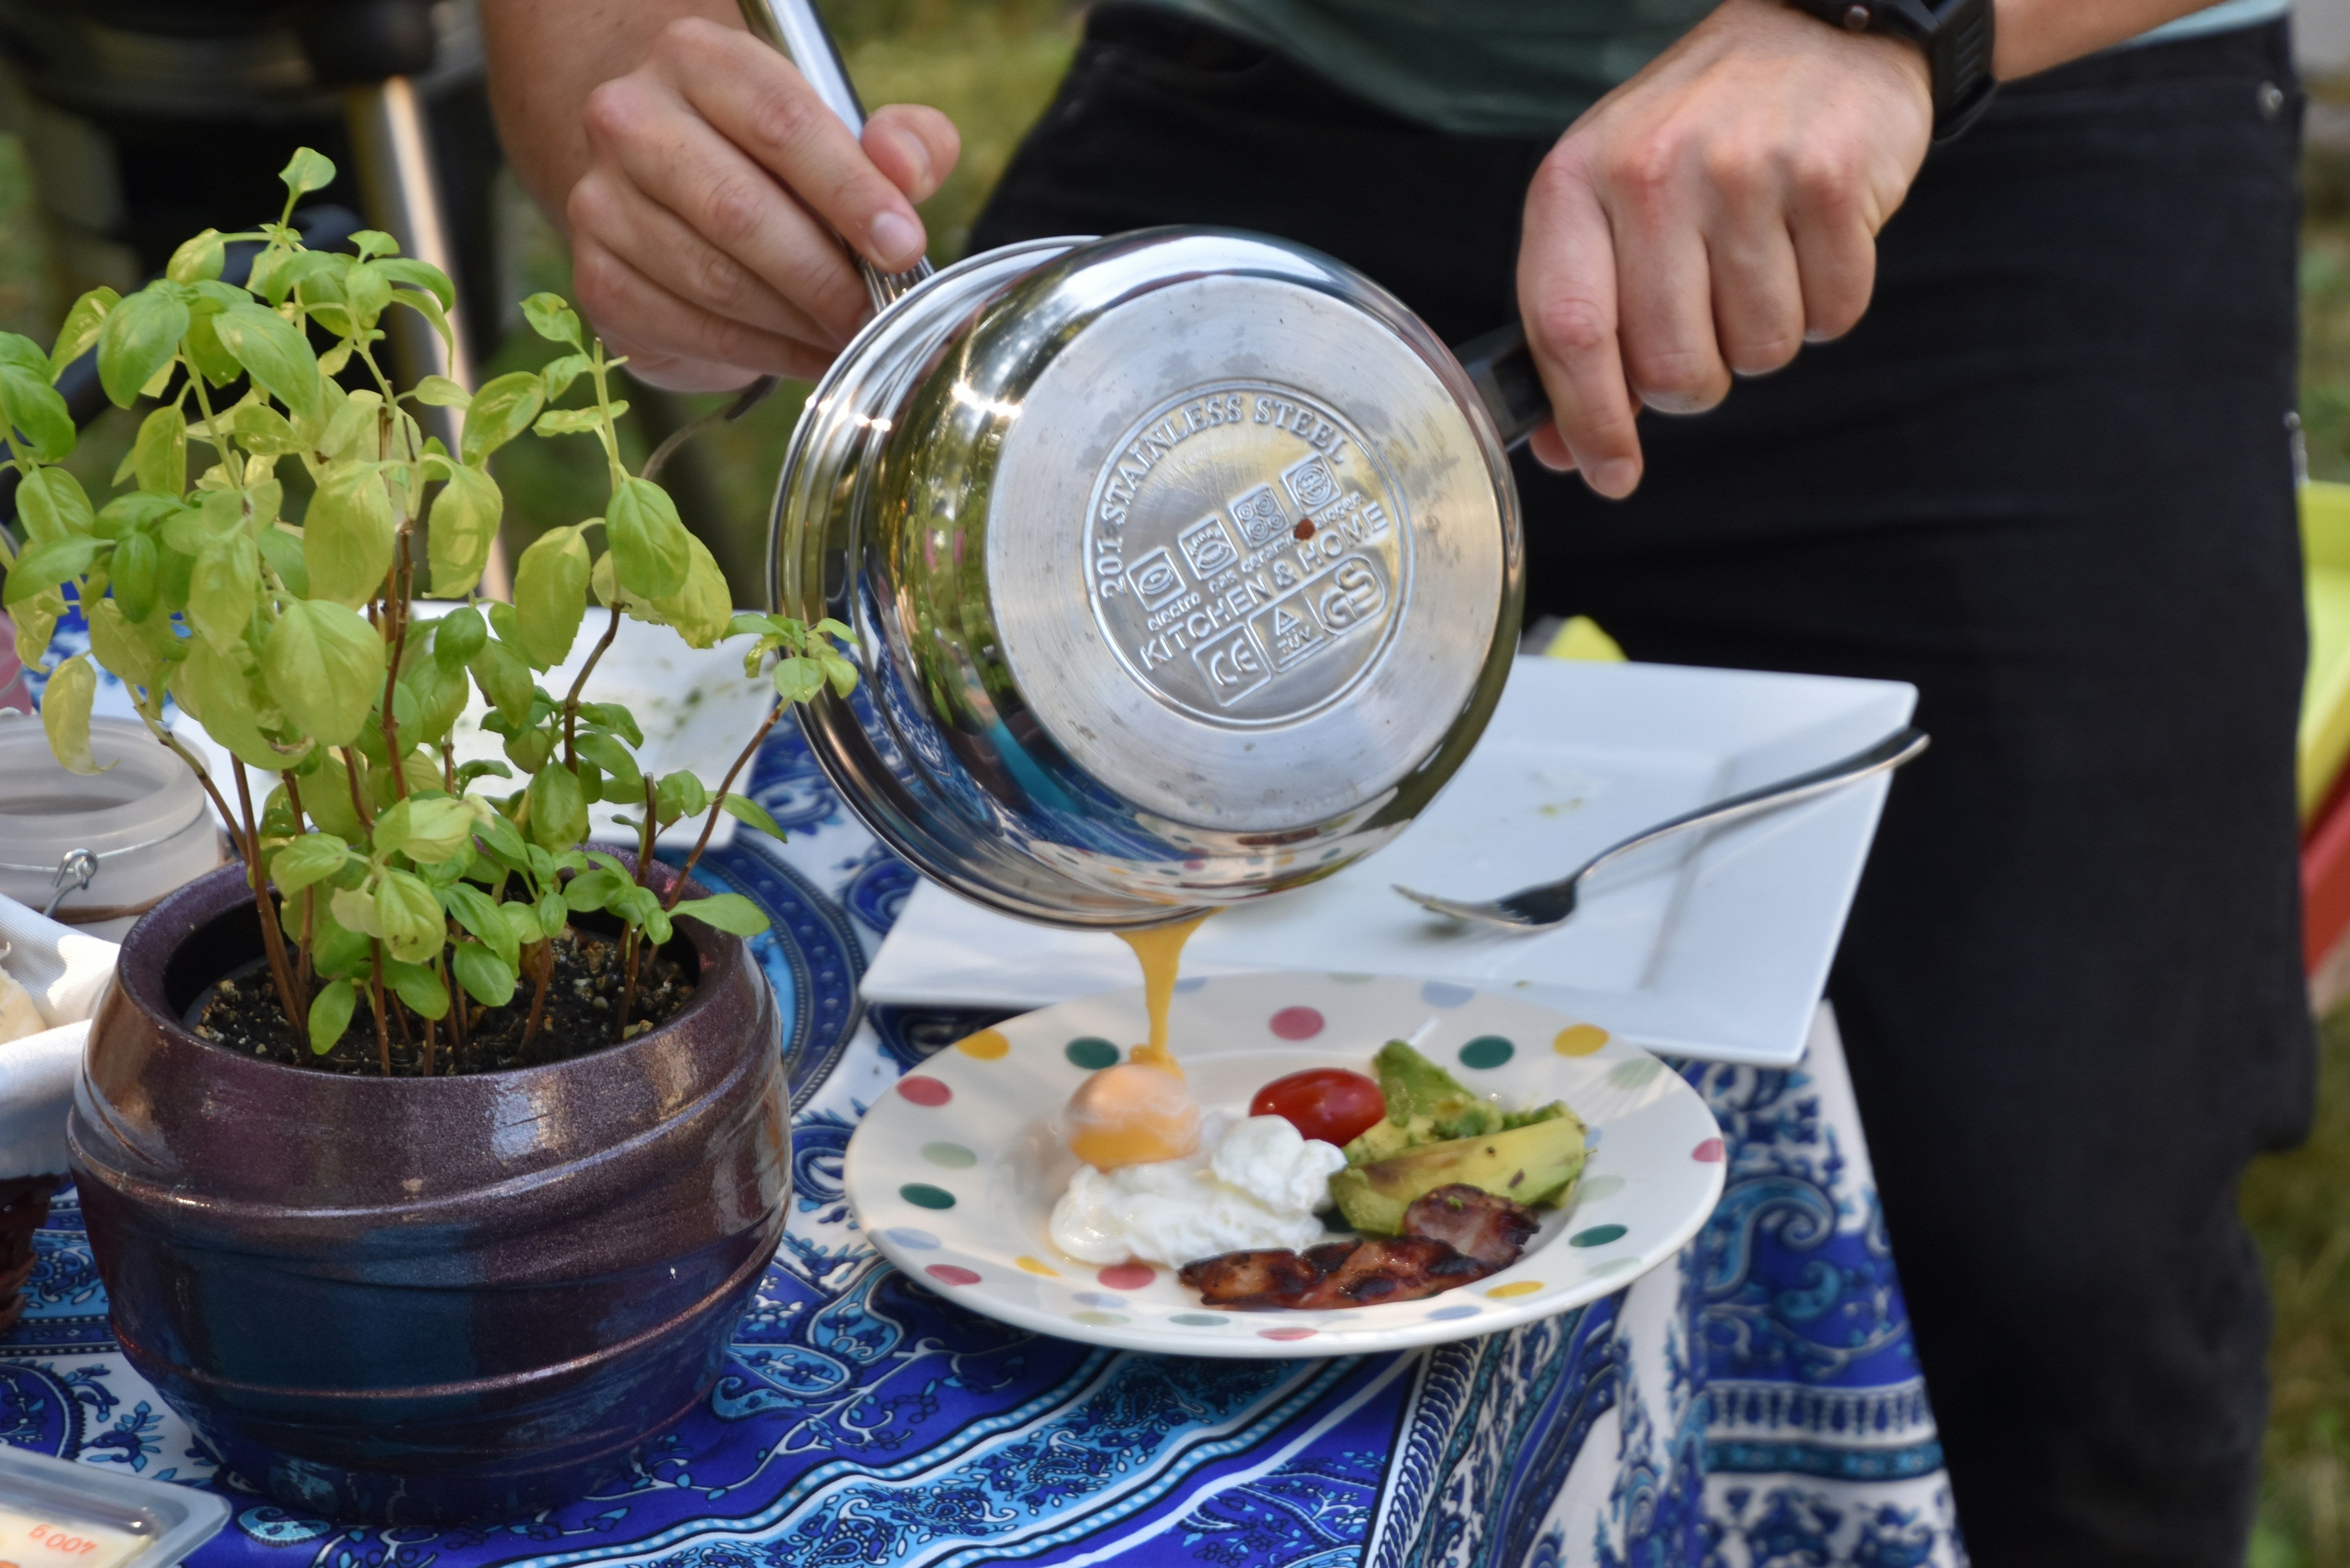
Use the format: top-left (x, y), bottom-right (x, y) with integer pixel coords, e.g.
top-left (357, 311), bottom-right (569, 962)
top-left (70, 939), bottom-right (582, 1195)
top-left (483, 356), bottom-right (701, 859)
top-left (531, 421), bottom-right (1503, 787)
top-left (1372, 1040), bottom-right (1496, 1135)
top-left (1330, 1106), bottom-right (1589, 1236)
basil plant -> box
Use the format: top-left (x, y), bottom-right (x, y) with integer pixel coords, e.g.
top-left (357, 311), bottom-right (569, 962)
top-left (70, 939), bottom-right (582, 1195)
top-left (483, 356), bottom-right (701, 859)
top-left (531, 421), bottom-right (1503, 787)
top-left (0, 148), bottom-right (856, 1073)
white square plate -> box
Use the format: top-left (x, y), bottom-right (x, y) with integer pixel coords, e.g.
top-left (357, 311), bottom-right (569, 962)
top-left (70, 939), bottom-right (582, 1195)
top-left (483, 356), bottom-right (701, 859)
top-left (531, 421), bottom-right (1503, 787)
top-left (862, 657), bottom-right (1917, 1066)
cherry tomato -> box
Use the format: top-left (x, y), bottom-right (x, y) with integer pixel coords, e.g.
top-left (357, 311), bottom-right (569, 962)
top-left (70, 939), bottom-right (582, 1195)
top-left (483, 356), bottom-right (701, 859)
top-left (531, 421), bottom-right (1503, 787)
top-left (1250, 1068), bottom-right (1386, 1147)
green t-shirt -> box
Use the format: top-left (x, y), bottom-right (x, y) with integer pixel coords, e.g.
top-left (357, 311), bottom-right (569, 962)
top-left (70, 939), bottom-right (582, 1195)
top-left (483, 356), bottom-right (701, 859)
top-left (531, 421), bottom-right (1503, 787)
top-left (1132, 0), bottom-right (1738, 138)
top-left (1131, 0), bottom-right (2289, 140)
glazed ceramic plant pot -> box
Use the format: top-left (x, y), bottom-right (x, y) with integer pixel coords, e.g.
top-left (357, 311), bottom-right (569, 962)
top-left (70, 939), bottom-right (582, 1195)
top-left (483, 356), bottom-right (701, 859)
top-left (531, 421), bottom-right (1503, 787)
top-left (68, 860), bottom-right (788, 1524)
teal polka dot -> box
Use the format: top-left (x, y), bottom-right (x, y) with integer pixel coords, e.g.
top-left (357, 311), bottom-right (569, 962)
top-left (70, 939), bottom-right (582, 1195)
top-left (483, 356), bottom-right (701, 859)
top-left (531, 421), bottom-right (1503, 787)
top-left (900, 1183), bottom-right (957, 1210)
top-left (921, 1142), bottom-right (977, 1169)
top-left (1171, 1313), bottom-right (1228, 1327)
top-left (1607, 1057), bottom-right (1664, 1089)
top-left (1569, 1224), bottom-right (1627, 1248)
top-left (1458, 1035), bottom-right (1515, 1070)
top-left (1065, 1037), bottom-right (1120, 1069)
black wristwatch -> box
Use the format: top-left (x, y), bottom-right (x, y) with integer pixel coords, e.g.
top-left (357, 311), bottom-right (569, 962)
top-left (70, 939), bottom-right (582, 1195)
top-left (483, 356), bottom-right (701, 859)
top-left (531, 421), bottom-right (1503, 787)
top-left (1789, 0), bottom-right (1998, 143)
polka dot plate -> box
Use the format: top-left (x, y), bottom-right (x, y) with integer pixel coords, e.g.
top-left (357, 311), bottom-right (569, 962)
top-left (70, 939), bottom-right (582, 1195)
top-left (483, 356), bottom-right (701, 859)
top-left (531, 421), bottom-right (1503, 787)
top-left (843, 971), bottom-right (1726, 1357)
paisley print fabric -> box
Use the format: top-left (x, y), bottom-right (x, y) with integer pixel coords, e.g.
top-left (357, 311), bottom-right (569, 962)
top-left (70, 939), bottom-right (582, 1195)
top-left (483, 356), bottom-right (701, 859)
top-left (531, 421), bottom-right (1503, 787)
top-left (0, 720), bottom-right (1964, 1566)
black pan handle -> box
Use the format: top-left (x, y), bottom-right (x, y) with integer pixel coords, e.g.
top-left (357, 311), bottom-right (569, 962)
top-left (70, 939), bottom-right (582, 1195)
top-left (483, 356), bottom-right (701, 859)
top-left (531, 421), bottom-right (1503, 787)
top-left (1453, 324), bottom-right (1550, 452)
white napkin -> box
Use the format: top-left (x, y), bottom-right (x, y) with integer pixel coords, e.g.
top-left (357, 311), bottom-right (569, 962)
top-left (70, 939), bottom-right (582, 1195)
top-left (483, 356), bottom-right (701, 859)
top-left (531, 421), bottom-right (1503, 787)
top-left (0, 893), bottom-right (122, 1180)
top-left (0, 893), bottom-right (121, 1029)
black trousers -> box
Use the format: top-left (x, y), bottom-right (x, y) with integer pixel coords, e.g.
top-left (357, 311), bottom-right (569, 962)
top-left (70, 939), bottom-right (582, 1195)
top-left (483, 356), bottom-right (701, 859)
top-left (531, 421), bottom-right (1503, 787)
top-left (973, 11), bottom-right (2316, 1564)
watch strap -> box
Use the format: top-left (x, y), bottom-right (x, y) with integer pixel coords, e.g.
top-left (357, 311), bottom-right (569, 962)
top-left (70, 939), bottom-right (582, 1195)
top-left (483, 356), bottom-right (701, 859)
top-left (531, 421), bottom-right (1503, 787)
top-left (1801, 0), bottom-right (1999, 143)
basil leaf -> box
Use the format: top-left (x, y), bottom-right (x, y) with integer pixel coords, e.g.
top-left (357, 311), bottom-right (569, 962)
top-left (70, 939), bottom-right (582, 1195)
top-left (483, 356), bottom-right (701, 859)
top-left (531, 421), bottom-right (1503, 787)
top-left (606, 476), bottom-right (690, 601)
top-left (304, 462), bottom-right (396, 608)
top-left (308, 977), bottom-right (357, 1055)
top-left (212, 301), bottom-right (322, 422)
top-left (512, 524), bottom-right (590, 667)
top-left (280, 147), bottom-right (337, 199)
top-left (720, 792), bottom-right (785, 839)
top-left (386, 959), bottom-right (451, 1022)
top-left (432, 605), bottom-right (486, 668)
top-left (670, 893), bottom-right (769, 937)
top-left (527, 762), bottom-right (588, 851)
top-left (39, 654), bottom-right (106, 775)
top-left (263, 598), bottom-right (385, 744)
top-left (49, 286), bottom-right (118, 378)
top-left (521, 293), bottom-right (582, 349)
top-left (271, 833), bottom-right (353, 895)
top-left (450, 942), bottom-right (517, 1008)
top-left (14, 468), bottom-right (93, 545)
top-left (4, 536), bottom-right (102, 606)
top-left (424, 463), bottom-right (500, 599)
top-left (0, 363), bottom-right (72, 460)
top-left (457, 371), bottom-right (544, 466)
top-left (375, 869), bottom-right (445, 964)
top-left (96, 284), bottom-right (188, 409)
top-left (187, 531), bottom-right (258, 652)
top-left (132, 404), bottom-right (188, 497)
top-left (440, 883), bottom-right (519, 968)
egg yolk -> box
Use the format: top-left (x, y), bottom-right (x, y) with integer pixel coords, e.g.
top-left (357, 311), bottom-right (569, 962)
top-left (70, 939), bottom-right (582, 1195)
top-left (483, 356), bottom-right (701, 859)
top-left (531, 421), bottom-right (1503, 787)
top-left (1066, 1063), bottom-right (1202, 1170)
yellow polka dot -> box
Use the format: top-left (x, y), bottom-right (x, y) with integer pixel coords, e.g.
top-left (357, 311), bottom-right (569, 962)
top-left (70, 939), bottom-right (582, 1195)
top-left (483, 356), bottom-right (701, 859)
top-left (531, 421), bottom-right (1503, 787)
top-left (955, 1029), bottom-right (1011, 1060)
top-left (1485, 1280), bottom-right (1544, 1299)
top-left (1553, 1024), bottom-right (1610, 1057)
top-left (1016, 1255), bottom-right (1061, 1277)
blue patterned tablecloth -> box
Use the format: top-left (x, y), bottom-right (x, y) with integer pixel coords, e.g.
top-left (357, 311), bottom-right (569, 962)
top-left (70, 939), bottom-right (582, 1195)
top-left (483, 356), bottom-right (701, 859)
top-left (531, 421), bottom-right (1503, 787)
top-left (0, 722), bottom-right (1964, 1567)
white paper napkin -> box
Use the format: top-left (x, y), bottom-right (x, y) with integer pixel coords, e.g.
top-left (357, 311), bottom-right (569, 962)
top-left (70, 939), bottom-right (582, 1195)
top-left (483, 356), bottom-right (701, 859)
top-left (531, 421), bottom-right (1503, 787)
top-left (0, 893), bottom-right (122, 1179)
top-left (0, 894), bottom-right (118, 1029)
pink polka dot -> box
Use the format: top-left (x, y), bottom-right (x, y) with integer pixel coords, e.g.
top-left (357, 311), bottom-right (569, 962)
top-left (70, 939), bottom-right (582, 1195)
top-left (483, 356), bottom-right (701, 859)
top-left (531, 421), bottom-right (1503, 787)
top-left (896, 1076), bottom-right (951, 1107)
top-left (1183, 859), bottom-right (1207, 871)
top-left (1269, 1007), bottom-right (1325, 1041)
top-left (1692, 1137), bottom-right (1724, 1162)
top-left (1098, 1263), bottom-right (1156, 1290)
top-left (1258, 1327), bottom-right (1316, 1341)
top-left (925, 1264), bottom-right (981, 1286)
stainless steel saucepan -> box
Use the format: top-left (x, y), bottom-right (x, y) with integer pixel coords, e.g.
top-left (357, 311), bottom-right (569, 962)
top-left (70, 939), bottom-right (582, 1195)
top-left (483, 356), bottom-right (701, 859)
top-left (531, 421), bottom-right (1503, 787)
top-left (747, 0), bottom-right (1553, 929)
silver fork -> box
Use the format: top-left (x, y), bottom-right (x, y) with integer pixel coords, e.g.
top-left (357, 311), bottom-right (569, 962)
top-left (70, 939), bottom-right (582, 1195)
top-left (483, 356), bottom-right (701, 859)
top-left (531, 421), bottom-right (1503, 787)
top-left (1393, 725), bottom-right (1929, 933)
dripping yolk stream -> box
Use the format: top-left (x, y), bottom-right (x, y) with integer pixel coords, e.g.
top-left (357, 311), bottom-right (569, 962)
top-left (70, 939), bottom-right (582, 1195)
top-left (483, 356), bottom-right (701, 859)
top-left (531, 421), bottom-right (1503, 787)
top-left (1065, 1063), bottom-right (1201, 1168)
top-left (1115, 913), bottom-right (1211, 1076)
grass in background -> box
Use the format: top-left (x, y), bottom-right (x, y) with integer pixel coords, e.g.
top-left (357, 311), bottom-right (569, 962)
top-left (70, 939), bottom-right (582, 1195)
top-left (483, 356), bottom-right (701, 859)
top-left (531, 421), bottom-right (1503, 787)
top-left (2248, 1005), bottom-right (2350, 1567)
top-left (482, 0), bottom-right (1078, 597)
top-left (2255, 75), bottom-right (2350, 1563)
top-left (7, 8), bottom-right (2350, 1560)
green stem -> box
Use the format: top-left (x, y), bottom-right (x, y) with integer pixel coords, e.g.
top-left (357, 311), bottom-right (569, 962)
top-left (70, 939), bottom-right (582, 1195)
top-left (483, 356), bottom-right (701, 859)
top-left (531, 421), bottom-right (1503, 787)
top-left (234, 758), bottom-right (305, 1036)
top-left (617, 773), bottom-right (658, 1041)
top-left (182, 363), bottom-right (234, 475)
top-left (338, 745), bottom-right (376, 834)
top-left (665, 700), bottom-right (778, 912)
top-left (142, 716), bottom-right (248, 863)
top-left (368, 944), bottom-right (391, 1077)
top-left (562, 604), bottom-right (622, 771)
top-left (374, 409), bottom-right (414, 803)
top-left (587, 346), bottom-right (628, 491)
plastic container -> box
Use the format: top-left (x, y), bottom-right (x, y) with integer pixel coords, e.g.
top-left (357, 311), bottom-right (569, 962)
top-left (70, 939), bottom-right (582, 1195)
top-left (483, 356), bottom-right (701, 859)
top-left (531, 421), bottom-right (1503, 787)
top-left (0, 1445), bottom-right (228, 1568)
top-left (0, 716), bottom-right (220, 942)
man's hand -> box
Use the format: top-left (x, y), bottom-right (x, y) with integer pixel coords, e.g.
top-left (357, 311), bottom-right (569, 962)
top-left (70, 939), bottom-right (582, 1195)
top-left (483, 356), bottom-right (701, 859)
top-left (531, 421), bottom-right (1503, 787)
top-left (1518, 0), bottom-right (1931, 497)
top-left (556, 17), bottom-right (960, 390)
